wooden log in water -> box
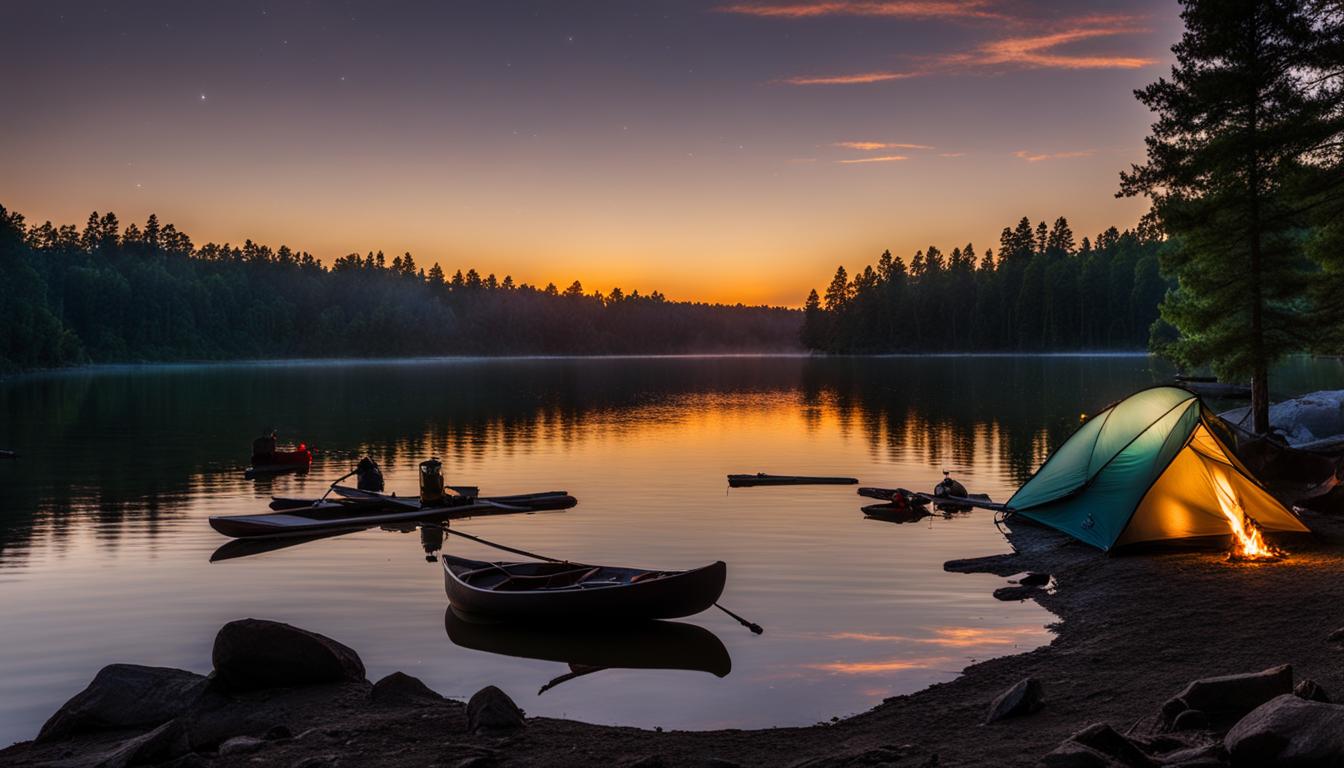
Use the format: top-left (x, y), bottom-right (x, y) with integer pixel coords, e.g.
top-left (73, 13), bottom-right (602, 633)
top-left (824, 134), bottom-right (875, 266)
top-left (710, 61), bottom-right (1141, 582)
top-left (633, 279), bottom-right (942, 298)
top-left (727, 473), bottom-right (858, 488)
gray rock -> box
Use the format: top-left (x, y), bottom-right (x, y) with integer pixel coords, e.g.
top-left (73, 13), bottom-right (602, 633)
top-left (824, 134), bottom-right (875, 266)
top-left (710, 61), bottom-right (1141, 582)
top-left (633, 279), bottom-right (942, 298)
top-left (1220, 390), bottom-right (1344, 446)
top-left (986, 677), bottom-right (1044, 723)
top-left (994, 585), bottom-right (1039, 601)
top-left (1068, 723), bottom-right (1156, 766)
top-left (1037, 741), bottom-right (1127, 767)
top-left (211, 619), bottom-right (365, 693)
top-left (95, 719), bottom-right (192, 768)
top-left (37, 664), bottom-right (208, 742)
top-left (1153, 741), bottom-right (1226, 767)
top-left (1169, 665), bottom-right (1293, 722)
top-left (1224, 694), bottom-right (1344, 766)
top-left (218, 734), bottom-right (267, 756)
top-left (1293, 678), bottom-right (1331, 703)
top-left (1171, 709), bottom-right (1210, 731)
top-left (466, 685), bottom-right (524, 732)
top-left (371, 671), bottom-right (443, 707)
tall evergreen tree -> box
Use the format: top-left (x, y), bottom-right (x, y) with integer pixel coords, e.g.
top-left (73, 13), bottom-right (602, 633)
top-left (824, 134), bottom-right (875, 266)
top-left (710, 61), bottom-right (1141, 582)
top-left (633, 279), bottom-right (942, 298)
top-left (1119, 0), bottom-right (1339, 433)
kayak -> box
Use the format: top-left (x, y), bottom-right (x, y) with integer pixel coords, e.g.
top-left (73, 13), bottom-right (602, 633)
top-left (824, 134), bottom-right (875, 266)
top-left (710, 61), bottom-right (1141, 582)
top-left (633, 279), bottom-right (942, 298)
top-left (442, 554), bottom-right (726, 621)
top-left (728, 473), bottom-right (858, 487)
top-left (209, 492), bottom-right (575, 539)
top-left (244, 448), bottom-right (313, 479)
top-left (444, 607), bottom-right (731, 693)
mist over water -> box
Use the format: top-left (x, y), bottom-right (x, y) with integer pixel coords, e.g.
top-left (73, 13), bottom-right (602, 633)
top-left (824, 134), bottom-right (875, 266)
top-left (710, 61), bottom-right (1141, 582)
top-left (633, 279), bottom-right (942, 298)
top-left (0, 355), bottom-right (1337, 743)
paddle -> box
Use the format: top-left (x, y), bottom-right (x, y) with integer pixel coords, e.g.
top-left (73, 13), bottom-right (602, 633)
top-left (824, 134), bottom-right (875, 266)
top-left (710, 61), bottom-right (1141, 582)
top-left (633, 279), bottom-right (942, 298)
top-left (425, 523), bottom-right (765, 634)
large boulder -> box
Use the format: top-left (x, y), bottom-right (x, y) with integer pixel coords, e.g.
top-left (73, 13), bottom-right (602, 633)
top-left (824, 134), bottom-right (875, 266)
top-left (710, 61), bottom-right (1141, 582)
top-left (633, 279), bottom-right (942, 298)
top-left (1221, 390), bottom-right (1344, 447)
top-left (1162, 665), bottom-right (1293, 727)
top-left (1224, 694), bottom-right (1344, 766)
top-left (986, 677), bottom-right (1044, 723)
top-left (37, 664), bottom-right (208, 742)
top-left (466, 686), bottom-right (524, 733)
top-left (210, 619), bottom-right (365, 692)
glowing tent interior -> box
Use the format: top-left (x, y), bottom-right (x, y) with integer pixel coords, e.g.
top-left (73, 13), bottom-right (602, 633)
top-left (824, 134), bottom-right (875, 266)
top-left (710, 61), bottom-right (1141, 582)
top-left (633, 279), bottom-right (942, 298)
top-left (1007, 386), bottom-right (1310, 552)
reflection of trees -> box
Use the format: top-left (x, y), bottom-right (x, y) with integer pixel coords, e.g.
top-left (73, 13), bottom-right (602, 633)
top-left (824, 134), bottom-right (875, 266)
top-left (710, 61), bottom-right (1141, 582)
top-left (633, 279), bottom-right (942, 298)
top-left (0, 356), bottom-right (1179, 562)
top-left (801, 356), bottom-right (1174, 481)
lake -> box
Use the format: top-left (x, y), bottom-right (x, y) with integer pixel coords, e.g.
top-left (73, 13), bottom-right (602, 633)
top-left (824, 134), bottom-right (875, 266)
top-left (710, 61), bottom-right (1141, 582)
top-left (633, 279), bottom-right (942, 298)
top-left (1, 355), bottom-right (1338, 745)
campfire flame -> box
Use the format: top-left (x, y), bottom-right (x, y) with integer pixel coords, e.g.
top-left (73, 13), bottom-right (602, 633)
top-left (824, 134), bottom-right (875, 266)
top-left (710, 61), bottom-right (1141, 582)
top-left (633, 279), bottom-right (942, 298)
top-left (1211, 469), bottom-right (1281, 561)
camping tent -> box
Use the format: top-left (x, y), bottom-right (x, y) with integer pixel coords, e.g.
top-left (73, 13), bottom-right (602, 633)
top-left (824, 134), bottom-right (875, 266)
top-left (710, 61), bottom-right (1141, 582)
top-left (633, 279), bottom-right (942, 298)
top-left (1007, 386), bottom-right (1309, 551)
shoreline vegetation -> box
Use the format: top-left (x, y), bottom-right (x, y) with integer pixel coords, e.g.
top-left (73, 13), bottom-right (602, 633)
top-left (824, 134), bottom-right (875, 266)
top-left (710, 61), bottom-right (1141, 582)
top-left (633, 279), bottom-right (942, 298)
top-left (800, 216), bottom-right (1170, 355)
top-left (0, 204), bottom-right (802, 371)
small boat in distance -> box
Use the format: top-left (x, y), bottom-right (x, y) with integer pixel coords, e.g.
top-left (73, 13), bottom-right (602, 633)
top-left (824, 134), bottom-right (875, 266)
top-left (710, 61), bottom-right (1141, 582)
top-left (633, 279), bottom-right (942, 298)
top-left (442, 554), bottom-right (726, 621)
top-left (728, 473), bottom-right (858, 487)
top-left (244, 446), bottom-right (313, 479)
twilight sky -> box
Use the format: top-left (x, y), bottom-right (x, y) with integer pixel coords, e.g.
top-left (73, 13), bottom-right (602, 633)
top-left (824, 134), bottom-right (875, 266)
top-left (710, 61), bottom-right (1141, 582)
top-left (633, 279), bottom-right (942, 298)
top-left (0, 1), bottom-right (1180, 305)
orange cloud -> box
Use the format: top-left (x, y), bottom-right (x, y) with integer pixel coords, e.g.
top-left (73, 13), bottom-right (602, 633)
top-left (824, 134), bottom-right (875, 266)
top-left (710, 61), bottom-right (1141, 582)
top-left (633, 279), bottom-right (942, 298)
top-left (717, 1), bottom-right (1002, 20)
top-left (782, 70), bottom-right (917, 85)
top-left (976, 24), bottom-right (1155, 69)
top-left (834, 141), bottom-right (933, 150)
top-left (1014, 148), bottom-right (1095, 162)
top-left (837, 154), bottom-right (909, 164)
top-left (939, 152), bottom-right (966, 157)
top-left (780, 16), bottom-right (1155, 85)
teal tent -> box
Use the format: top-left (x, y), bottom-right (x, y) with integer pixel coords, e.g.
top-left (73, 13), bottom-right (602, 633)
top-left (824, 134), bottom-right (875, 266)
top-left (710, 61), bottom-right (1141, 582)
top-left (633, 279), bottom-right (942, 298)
top-left (1007, 386), bottom-right (1309, 551)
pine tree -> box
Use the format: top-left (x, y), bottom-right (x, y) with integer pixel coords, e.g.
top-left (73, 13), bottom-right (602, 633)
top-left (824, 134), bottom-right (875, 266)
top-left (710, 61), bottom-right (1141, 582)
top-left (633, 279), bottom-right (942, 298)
top-left (1119, 0), bottom-right (1332, 432)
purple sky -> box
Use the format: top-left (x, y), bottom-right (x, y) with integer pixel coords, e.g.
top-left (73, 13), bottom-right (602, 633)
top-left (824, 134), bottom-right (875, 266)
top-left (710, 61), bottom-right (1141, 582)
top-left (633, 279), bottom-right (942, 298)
top-left (0, 1), bottom-right (1182, 304)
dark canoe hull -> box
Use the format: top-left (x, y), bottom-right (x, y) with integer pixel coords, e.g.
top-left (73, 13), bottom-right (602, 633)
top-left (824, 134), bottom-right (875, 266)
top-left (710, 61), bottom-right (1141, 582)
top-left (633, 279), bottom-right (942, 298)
top-left (442, 555), bottom-right (726, 621)
top-left (209, 492), bottom-right (574, 539)
top-left (244, 451), bottom-right (312, 479)
top-left (444, 607), bottom-right (730, 677)
top-left (728, 473), bottom-right (858, 487)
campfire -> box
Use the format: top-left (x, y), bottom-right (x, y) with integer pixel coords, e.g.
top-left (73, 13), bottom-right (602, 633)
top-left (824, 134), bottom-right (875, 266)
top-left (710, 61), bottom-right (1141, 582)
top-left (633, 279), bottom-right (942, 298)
top-left (1212, 470), bottom-right (1284, 562)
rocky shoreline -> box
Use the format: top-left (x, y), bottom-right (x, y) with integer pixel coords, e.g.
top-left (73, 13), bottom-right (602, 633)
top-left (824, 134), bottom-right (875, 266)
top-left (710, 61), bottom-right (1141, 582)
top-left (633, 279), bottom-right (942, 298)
top-left (6, 510), bottom-right (1344, 768)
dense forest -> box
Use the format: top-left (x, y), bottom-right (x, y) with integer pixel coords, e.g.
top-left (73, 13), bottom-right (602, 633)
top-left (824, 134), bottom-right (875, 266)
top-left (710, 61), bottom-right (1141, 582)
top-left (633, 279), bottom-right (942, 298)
top-left (0, 205), bottom-right (802, 369)
top-left (801, 216), bottom-right (1168, 353)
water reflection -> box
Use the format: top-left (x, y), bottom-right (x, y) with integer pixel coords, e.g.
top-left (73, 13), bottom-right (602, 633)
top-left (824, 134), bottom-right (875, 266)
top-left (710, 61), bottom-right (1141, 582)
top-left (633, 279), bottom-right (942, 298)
top-left (445, 608), bottom-right (731, 695)
top-left (1, 355), bottom-right (1194, 563)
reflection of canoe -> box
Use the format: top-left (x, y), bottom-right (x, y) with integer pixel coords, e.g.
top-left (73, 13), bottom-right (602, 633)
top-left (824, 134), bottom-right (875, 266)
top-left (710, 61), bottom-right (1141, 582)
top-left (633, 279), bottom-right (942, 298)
top-left (862, 503), bottom-right (932, 523)
top-left (209, 492), bottom-right (574, 539)
top-left (444, 607), bottom-right (731, 680)
top-left (728, 473), bottom-right (858, 487)
top-left (442, 554), bottom-right (726, 621)
top-left (209, 529), bottom-right (360, 562)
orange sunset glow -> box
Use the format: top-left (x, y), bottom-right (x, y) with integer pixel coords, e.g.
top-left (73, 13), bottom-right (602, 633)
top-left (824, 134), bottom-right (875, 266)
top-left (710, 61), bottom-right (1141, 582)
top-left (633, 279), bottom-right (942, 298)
top-left (1, 0), bottom-right (1177, 306)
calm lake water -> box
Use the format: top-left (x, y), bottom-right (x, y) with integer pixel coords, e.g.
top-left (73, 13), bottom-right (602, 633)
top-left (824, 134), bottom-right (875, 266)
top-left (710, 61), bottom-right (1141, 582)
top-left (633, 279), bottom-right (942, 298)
top-left (1, 355), bottom-right (1339, 745)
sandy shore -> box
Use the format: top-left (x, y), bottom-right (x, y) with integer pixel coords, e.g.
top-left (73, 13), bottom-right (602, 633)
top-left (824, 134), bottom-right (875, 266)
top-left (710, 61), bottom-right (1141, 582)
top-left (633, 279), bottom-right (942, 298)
top-left (6, 510), bottom-right (1342, 767)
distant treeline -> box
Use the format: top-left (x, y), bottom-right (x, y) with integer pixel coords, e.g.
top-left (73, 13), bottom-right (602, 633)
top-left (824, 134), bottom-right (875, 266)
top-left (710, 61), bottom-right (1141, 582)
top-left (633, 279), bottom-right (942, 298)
top-left (0, 205), bottom-right (801, 369)
top-left (801, 216), bottom-right (1168, 352)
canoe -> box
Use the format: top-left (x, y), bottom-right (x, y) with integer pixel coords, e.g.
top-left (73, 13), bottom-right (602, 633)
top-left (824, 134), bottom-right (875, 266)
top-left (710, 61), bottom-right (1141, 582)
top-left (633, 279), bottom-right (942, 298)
top-left (209, 492), bottom-right (575, 539)
top-left (444, 607), bottom-right (730, 693)
top-left (271, 487), bottom-right (574, 513)
top-left (442, 554), bottom-right (726, 621)
top-left (857, 487), bottom-right (931, 505)
top-left (728, 473), bottom-right (858, 487)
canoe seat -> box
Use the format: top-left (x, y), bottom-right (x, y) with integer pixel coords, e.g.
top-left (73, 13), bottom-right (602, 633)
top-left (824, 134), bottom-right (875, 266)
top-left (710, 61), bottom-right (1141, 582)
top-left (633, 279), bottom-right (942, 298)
top-left (629, 571), bottom-right (664, 584)
top-left (489, 566), bottom-right (602, 591)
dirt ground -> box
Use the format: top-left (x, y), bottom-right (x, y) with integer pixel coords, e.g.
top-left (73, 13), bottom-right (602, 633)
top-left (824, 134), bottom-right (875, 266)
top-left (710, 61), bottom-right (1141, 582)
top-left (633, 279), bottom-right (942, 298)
top-left (7, 511), bottom-right (1343, 767)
